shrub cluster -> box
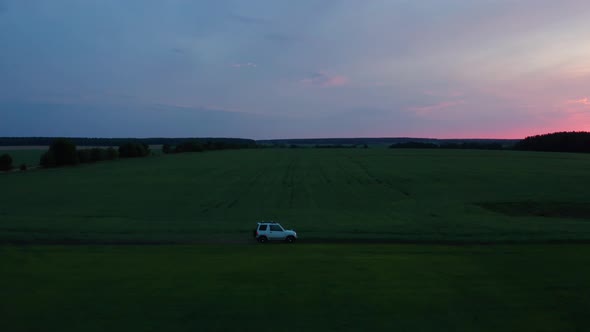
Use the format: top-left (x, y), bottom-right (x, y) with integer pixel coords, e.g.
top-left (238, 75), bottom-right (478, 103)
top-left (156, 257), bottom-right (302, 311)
top-left (40, 139), bottom-right (121, 168)
top-left (0, 153), bottom-right (13, 171)
top-left (162, 140), bottom-right (253, 154)
top-left (40, 139), bottom-right (78, 167)
top-left (164, 141), bottom-right (203, 154)
top-left (440, 142), bottom-right (502, 150)
top-left (118, 143), bottom-right (150, 158)
top-left (314, 144), bottom-right (359, 149)
top-left (388, 142), bottom-right (438, 149)
top-left (77, 147), bottom-right (118, 163)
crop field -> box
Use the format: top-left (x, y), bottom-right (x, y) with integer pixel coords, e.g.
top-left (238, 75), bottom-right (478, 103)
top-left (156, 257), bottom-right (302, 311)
top-left (2, 148), bottom-right (590, 331)
top-left (1, 148), bottom-right (590, 243)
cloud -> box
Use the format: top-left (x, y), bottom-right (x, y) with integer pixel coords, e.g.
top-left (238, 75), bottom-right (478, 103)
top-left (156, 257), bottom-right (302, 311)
top-left (231, 62), bottom-right (257, 68)
top-left (407, 100), bottom-right (466, 116)
top-left (171, 47), bottom-right (187, 54)
top-left (423, 90), bottom-right (464, 98)
top-left (229, 14), bottom-right (269, 25)
top-left (300, 71), bottom-right (349, 88)
top-left (561, 98), bottom-right (590, 123)
top-left (567, 97), bottom-right (590, 106)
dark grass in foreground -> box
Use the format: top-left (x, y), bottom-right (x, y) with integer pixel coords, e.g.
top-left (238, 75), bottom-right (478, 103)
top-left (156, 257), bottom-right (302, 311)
top-left (1, 244), bottom-right (589, 332)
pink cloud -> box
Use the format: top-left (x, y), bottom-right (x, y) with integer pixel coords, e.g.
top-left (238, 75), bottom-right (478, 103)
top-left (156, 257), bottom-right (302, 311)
top-left (324, 75), bottom-right (349, 87)
top-left (558, 98), bottom-right (590, 130)
top-left (567, 97), bottom-right (590, 106)
top-left (300, 71), bottom-right (349, 88)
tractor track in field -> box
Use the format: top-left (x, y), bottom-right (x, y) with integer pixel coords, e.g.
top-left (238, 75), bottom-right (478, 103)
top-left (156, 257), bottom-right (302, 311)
top-left (347, 157), bottom-right (412, 197)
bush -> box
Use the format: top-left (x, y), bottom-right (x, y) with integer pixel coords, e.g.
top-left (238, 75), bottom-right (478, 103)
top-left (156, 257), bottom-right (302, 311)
top-left (41, 140), bottom-right (121, 168)
top-left (77, 149), bottom-right (92, 163)
top-left (106, 147), bottom-right (118, 160)
top-left (90, 148), bottom-right (107, 162)
top-left (19, 164), bottom-right (27, 171)
top-left (76, 147), bottom-right (118, 163)
top-left (164, 140), bottom-right (255, 154)
top-left (174, 141), bottom-right (203, 153)
top-left (48, 139), bottom-right (78, 166)
top-left (389, 142), bottom-right (438, 149)
top-left (119, 142), bottom-right (150, 158)
top-left (40, 151), bottom-right (57, 168)
top-left (0, 154), bottom-right (13, 171)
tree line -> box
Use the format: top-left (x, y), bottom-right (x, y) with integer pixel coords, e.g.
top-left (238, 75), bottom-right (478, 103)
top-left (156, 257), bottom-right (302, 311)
top-left (40, 139), bottom-right (150, 168)
top-left (162, 140), bottom-right (256, 154)
top-left (514, 131), bottom-right (590, 153)
top-left (388, 132), bottom-right (590, 153)
top-left (1, 137), bottom-right (257, 173)
top-left (260, 137), bottom-right (519, 147)
top-left (389, 142), bottom-right (504, 150)
top-left (2, 132), bottom-right (588, 173)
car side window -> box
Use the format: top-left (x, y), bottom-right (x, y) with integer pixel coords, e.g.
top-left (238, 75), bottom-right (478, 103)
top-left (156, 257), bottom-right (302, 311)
top-left (270, 225), bottom-right (282, 232)
top-left (259, 225), bottom-right (267, 231)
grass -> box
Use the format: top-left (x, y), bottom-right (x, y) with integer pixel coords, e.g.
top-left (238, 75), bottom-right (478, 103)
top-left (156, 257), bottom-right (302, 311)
top-left (2, 148), bottom-right (590, 331)
top-left (1, 148), bottom-right (590, 243)
top-left (1, 244), bottom-right (589, 332)
top-left (0, 149), bottom-right (45, 167)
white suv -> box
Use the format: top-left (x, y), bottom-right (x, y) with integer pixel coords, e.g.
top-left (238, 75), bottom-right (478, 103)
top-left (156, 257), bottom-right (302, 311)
top-left (253, 222), bottom-right (297, 243)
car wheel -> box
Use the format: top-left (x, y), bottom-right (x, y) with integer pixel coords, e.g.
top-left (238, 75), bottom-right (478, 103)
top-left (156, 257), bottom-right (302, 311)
top-left (258, 236), bottom-right (268, 243)
top-left (285, 236), bottom-right (295, 243)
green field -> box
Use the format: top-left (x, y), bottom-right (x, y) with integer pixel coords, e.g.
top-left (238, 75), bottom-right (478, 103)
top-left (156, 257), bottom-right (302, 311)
top-left (0, 148), bottom-right (45, 167)
top-left (2, 148), bottom-right (590, 331)
top-left (1, 244), bottom-right (589, 331)
top-left (1, 149), bottom-right (590, 243)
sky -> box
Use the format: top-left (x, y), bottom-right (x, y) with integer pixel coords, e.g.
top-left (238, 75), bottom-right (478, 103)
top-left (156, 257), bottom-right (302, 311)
top-left (1, 0), bottom-right (590, 139)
